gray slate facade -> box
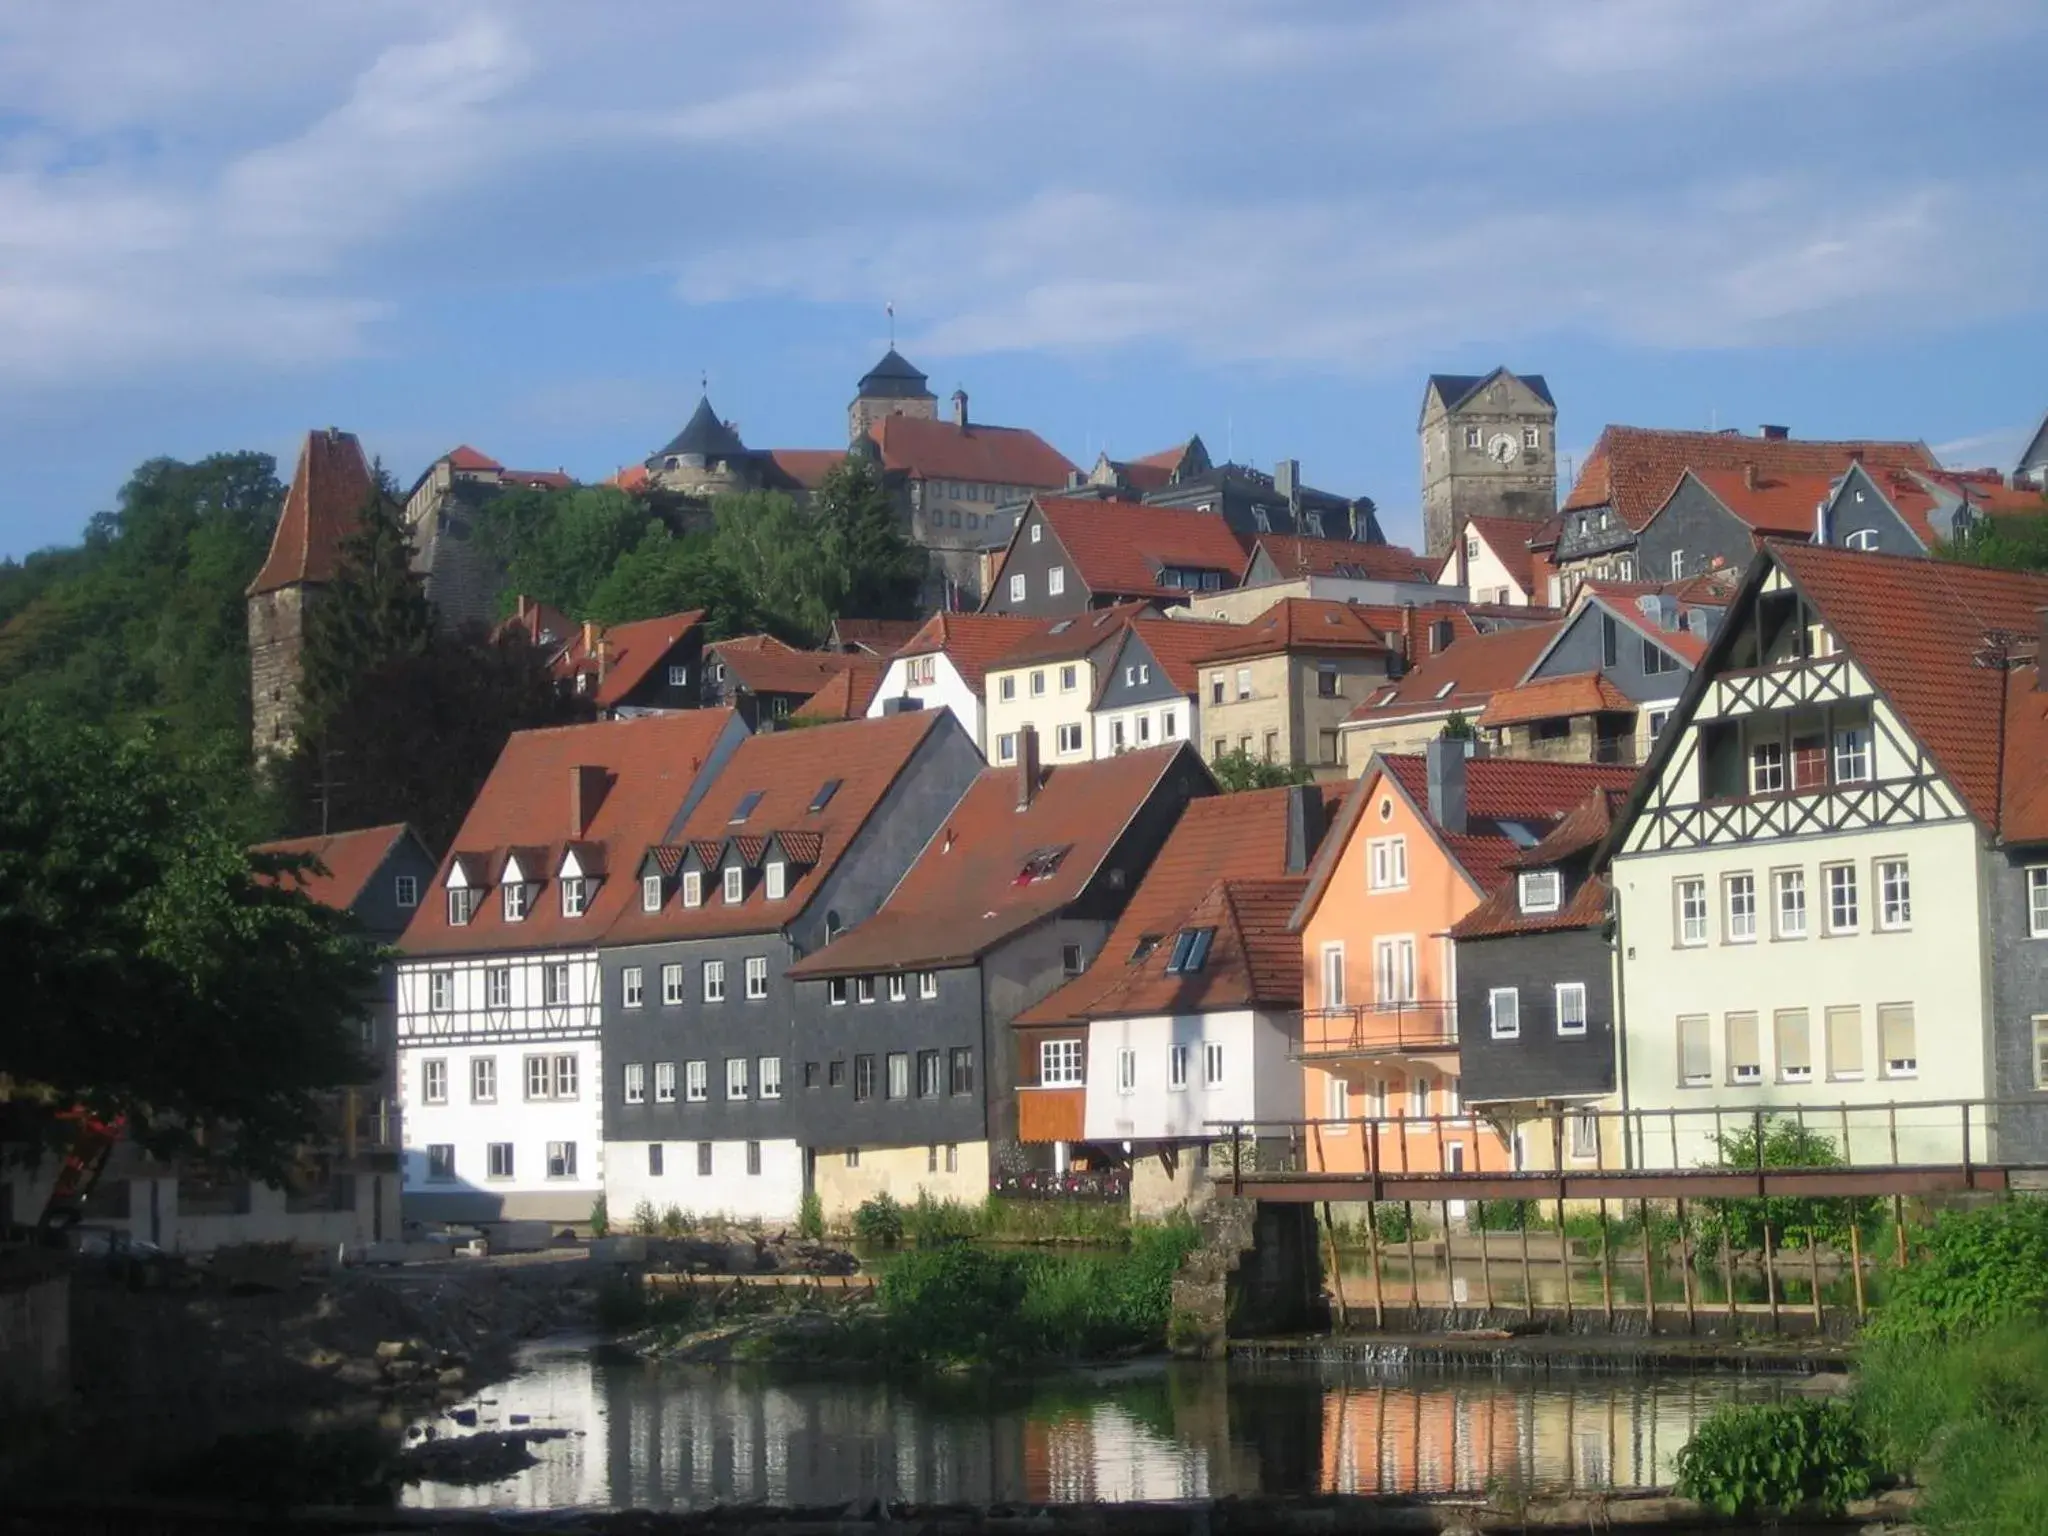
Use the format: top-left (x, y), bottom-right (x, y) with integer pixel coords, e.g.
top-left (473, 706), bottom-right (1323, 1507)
top-left (1455, 925), bottom-right (1616, 1106)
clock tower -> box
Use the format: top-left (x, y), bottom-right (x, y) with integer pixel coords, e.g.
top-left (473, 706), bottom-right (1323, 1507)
top-left (1418, 368), bottom-right (1558, 559)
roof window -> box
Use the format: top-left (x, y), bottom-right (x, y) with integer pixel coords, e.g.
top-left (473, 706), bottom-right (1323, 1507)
top-left (1015, 846), bottom-right (1071, 885)
top-left (808, 779), bottom-right (842, 813)
top-left (729, 790), bottom-right (765, 823)
top-left (1164, 927), bottom-right (1216, 975)
top-left (1434, 681), bottom-right (1457, 700)
top-left (1129, 934), bottom-right (1163, 962)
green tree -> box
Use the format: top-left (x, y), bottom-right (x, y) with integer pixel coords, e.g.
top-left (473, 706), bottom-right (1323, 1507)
top-left (1938, 508), bottom-right (2048, 571)
top-left (1690, 1117), bottom-right (1878, 1252)
top-left (0, 709), bottom-right (379, 1178)
top-left (1440, 711), bottom-right (1477, 741)
top-left (813, 453), bottom-right (925, 621)
top-left (583, 525), bottom-right (759, 637)
top-left (475, 486), bottom-right (653, 617)
top-left (706, 491), bottom-right (839, 644)
top-left (297, 466), bottom-right (434, 737)
top-left (1207, 747), bottom-right (1314, 793)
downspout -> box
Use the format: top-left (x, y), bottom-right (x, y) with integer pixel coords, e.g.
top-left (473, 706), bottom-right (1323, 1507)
top-left (1610, 882), bottom-right (1636, 1169)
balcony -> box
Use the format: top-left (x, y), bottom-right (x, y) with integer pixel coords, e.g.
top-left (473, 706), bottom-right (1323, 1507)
top-left (1298, 1001), bottom-right (1459, 1061)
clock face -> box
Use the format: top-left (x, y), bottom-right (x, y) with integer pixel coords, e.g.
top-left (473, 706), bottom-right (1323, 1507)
top-left (1488, 433), bottom-right (1520, 465)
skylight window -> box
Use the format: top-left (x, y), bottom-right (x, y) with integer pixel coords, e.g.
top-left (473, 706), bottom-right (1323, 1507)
top-left (1129, 934), bottom-right (1163, 962)
top-left (1015, 846), bottom-right (1071, 885)
top-left (729, 790), bottom-right (765, 823)
top-left (1164, 927), bottom-right (1216, 975)
top-left (1434, 681), bottom-right (1457, 700)
top-left (1049, 620), bottom-right (1073, 634)
top-left (808, 779), bottom-right (842, 813)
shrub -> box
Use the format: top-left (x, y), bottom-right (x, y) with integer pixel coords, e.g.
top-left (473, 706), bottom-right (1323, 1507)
top-left (588, 1194), bottom-right (609, 1238)
top-left (907, 1193), bottom-right (980, 1247)
top-left (1474, 1199), bottom-right (1531, 1232)
top-left (1691, 1119), bottom-right (1879, 1252)
top-left (1867, 1199), bottom-right (2048, 1345)
top-left (632, 1199), bottom-right (660, 1237)
top-left (879, 1244), bottom-right (1027, 1360)
top-left (1673, 1400), bottom-right (1876, 1517)
top-left (854, 1194), bottom-right (906, 1247)
top-left (660, 1204), bottom-right (687, 1238)
top-left (1373, 1203), bottom-right (1424, 1244)
top-left (796, 1188), bottom-right (824, 1241)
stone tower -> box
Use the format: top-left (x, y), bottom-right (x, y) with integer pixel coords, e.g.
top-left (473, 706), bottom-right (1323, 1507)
top-left (848, 348), bottom-right (936, 443)
top-left (1418, 369), bottom-right (1557, 559)
top-left (247, 428), bottom-right (376, 761)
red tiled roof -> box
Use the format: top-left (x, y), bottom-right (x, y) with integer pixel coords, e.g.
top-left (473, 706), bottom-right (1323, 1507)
top-left (709, 635), bottom-right (859, 697)
top-left (253, 823), bottom-right (415, 912)
top-left (400, 711), bottom-right (743, 957)
top-left (1682, 468), bottom-right (1837, 536)
top-left (1346, 602), bottom-right (1496, 666)
top-left (1191, 598), bottom-right (1390, 665)
top-left (1451, 871), bottom-right (1612, 941)
top-left (830, 618), bottom-right (924, 655)
top-left (1029, 497), bottom-right (1253, 602)
top-left (1456, 516), bottom-right (1544, 597)
top-left (248, 428), bottom-right (377, 595)
top-left (1343, 621), bottom-right (1560, 724)
top-left (1563, 427), bottom-right (1938, 531)
top-left (608, 464), bottom-right (651, 493)
top-left (560, 610), bottom-right (704, 708)
top-left (1248, 535), bottom-right (1435, 584)
top-left (1573, 580), bottom-right (1718, 666)
top-left (989, 603), bottom-right (1152, 671)
top-left (444, 445), bottom-right (502, 472)
top-left (602, 711), bottom-right (947, 944)
top-left (1125, 616), bottom-right (1252, 693)
top-left (502, 468), bottom-right (574, 491)
top-left (1859, 466), bottom-right (2048, 548)
top-left (1079, 877), bottom-right (1308, 1019)
top-left (893, 612), bottom-right (1049, 689)
top-left (1132, 444), bottom-right (1189, 470)
top-left (1016, 783), bottom-right (1343, 1026)
top-left (868, 415), bottom-right (1076, 488)
top-left (792, 660), bottom-right (885, 722)
top-left (768, 448), bottom-right (847, 490)
top-left (494, 598), bottom-right (578, 659)
top-left (2001, 665), bottom-right (2048, 845)
top-left (1476, 671), bottom-right (1634, 729)
top-left (786, 745), bottom-right (1199, 977)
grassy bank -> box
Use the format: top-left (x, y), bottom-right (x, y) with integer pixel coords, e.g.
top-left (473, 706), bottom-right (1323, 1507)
top-left (849, 1192), bottom-right (1130, 1248)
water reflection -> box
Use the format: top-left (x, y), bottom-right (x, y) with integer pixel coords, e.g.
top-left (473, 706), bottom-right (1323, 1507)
top-left (402, 1346), bottom-right (1791, 1512)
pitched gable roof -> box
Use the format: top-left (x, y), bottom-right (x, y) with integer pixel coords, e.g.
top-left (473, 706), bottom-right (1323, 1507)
top-left (1476, 671), bottom-right (1634, 729)
top-left (766, 448), bottom-right (847, 491)
top-left (792, 659), bottom-right (885, 722)
top-left (989, 603), bottom-right (1153, 671)
top-left (253, 823), bottom-right (419, 912)
top-left (868, 414), bottom-right (1075, 487)
top-left (1192, 598), bottom-right (1390, 665)
top-left (1424, 369), bottom-right (1556, 424)
top-left (1681, 467), bottom-right (1837, 537)
top-left (786, 745), bottom-right (1202, 977)
top-left (248, 428), bottom-right (377, 595)
top-left (1248, 534), bottom-right (1435, 584)
top-left (1125, 616), bottom-right (1253, 692)
top-left (1024, 497), bottom-right (1252, 603)
top-left (558, 609), bottom-right (705, 708)
top-left (1453, 516), bottom-right (1545, 597)
top-left (1343, 621), bottom-right (1560, 725)
top-left (830, 618), bottom-right (924, 655)
top-left (1838, 464), bottom-right (2048, 548)
top-left (400, 710), bottom-right (743, 957)
top-left (893, 612), bottom-right (1049, 690)
top-left (1078, 877), bottom-right (1308, 1019)
top-left (1563, 427), bottom-right (1938, 532)
top-left (708, 635), bottom-right (859, 698)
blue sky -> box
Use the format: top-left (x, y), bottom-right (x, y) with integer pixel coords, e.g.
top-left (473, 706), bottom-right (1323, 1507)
top-left (2, 0), bottom-right (2044, 558)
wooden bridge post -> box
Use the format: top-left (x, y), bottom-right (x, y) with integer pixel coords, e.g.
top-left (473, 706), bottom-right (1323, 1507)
top-left (1848, 1219), bottom-right (1867, 1322)
top-left (1808, 1228), bottom-right (1823, 1332)
top-left (1553, 1110), bottom-right (1573, 1327)
top-left (1676, 1197), bottom-right (1697, 1335)
top-left (1404, 1201), bottom-right (1420, 1321)
top-left (1640, 1198), bottom-right (1657, 1333)
top-left (1440, 1198), bottom-right (1457, 1314)
top-left (1365, 1194), bottom-right (1385, 1328)
top-left (1476, 1200), bottom-right (1495, 1315)
top-left (1594, 1124), bottom-right (1613, 1326)
top-left (1720, 1227), bottom-right (1737, 1324)
top-left (1763, 1222), bottom-right (1781, 1334)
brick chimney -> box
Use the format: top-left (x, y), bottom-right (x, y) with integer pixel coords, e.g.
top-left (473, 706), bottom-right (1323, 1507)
top-left (1425, 736), bottom-right (1467, 835)
top-left (952, 389), bottom-right (969, 428)
top-left (1016, 725), bottom-right (1041, 811)
top-left (1743, 463), bottom-right (1759, 492)
top-left (570, 765), bottom-right (609, 837)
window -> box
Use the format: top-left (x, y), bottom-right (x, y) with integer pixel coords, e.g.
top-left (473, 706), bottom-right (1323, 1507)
top-left (920, 971), bottom-right (939, 999)
top-left (648, 1143), bottom-right (664, 1176)
top-left (1877, 858), bottom-right (1911, 930)
top-left (395, 874), bottom-right (419, 908)
top-left (886, 973), bottom-right (908, 1002)
top-left (1825, 863), bottom-right (1859, 933)
top-left (624, 1063), bottom-right (646, 1104)
top-left (1670, 552), bottom-right (1686, 581)
top-left (996, 733), bottom-right (1017, 764)
top-left (560, 877), bottom-right (587, 918)
top-left (1010, 574), bottom-right (1026, 603)
top-left (697, 1142), bottom-right (713, 1176)
top-left (1168, 1043), bottom-right (1189, 1091)
top-left (1236, 667), bottom-right (1252, 701)
top-left (1110, 719), bottom-right (1126, 752)
top-left (703, 961), bottom-right (725, 1002)
top-left (471, 1056), bottom-right (496, 1103)
top-left (427, 1144), bottom-right (455, 1182)
top-left (641, 875), bottom-right (663, 915)
top-left (1316, 661), bottom-right (1340, 699)
top-left (544, 963), bottom-right (570, 1006)
top-left (1324, 1073), bottom-right (1349, 1130)
top-left (746, 1141), bottom-right (762, 1177)
top-left (827, 977), bottom-right (848, 1006)
top-left (1040, 1039), bottom-right (1084, 1086)
top-left (422, 1058), bottom-right (448, 1105)
top-left (546, 1142), bottom-right (576, 1179)
top-left (764, 861), bottom-right (786, 901)
top-left (1648, 709), bottom-right (1672, 740)
top-left (1792, 732), bottom-right (1827, 789)
top-left (487, 966), bottom-right (511, 1008)
top-left (808, 778), bottom-right (843, 813)
top-left (1048, 566), bottom-right (1066, 596)
top-left (1775, 1008), bottom-right (1812, 1083)
top-left (503, 882), bottom-right (528, 922)
top-left (854, 1054), bottom-right (876, 1100)
top-left (723, 866), bottom-right (745, 904)
top-left (745, 956), bottom-right (768, 999)
top-left (682, 871), bottom-right (702, 907)
top-left (1676, 877), bottom-right (1708, 946)
top-left (1489, 988), bottom-right (1520, 1039)
top-left (1845, 528), bottom-right (1879, 551)
top-left (1600, 613), bottom-right (1619, 668)
top-left (1749, 740), bottom-right (1785, 794)
top-left (828, 1058), bottom-right (846, 1088)
top-left (1373, 937), bottom-right (1417, 1004)
top-left (1678, 1014), bottom-right (1712, 1087)
top-left (1834, 726), bottom-right (1871, 784)
top-left (525, 1055), bottom-right (550, 1100)
top-left (760, 1057), bottom-right (782, 1099)
top-left (1204, 1041), bottom-right (1225, 1089)
top-left (1030, 522), bottom-right (1042, 543)
top-left (1056, 722), bottom-right (1083, 754)
top-left (1062, 943), bottom-right (1085, 977)
top-left (726, 1057), bottom-right (749, 1100)
top-left (1555, 983), bottom-right (1587, 1036)
top-left (998, 675), bottom-right (1016, 703)
top-left (1826, 1006), bottom-right (1863, 1081)
top-left (1164, 926), bottom-right (1216, 974)
top-left (1524, 426), bottom-right (1541, 449)
top-left (2031, 868), bottom-right (2048, 938)
top-left (656, 1061), bottom-right (676, 1103)
top-left (1641, 638), bottom-right (1678, 675)
top-left (1116, 1047), bottom-right (1137, 1094)
top-left (623, 967), bottom-right (644, 1008)
top-left (1519, 870), bottom-right (1561, 913)
top-left (1058, 663), bottom-right (1078, 692)
top-left (1879, 1003), bottom-right (1917, 1078)
top-left (857, 976), bottom-right (876, 1005)
top-left (685, 1060), bottom-right (707, 1102)
top-left (429, 972), bottom-right (452, 1012)
top-left (1725, 873), bottom-right (1756, 943)
top-left (487, 1143), bottom-right (513, 1179)
top-left (1774, 869), bottom-right (1808, 939)
top-left (1465, 426), bottom-right (1482, 449)
top-left (914, 1050), bottom-right (941, 1098)
top-left (1368, 836), bottom-right (1408, 891)
top-left (651, 962), bottom-right (678, 1006)
top-left (667, 663), bottom-right (689, 688)
top-left (1569, 1112), bottom-right (1598, 1160)
top-left (950, 1048), bottom-right (974, 1095)
top-left (1409, 1077), bottom-right (1429, 1118)
top-left (2033, 1016), bottom-right (2048, 1089)
top-left (1321, 944), bottom-right (1346, 1009)
top-left (447, 887), bottom-right (477, 926)
top-left (886, 1052), bottom-right (910, 1099)
top-left (1726, 1012), bottom-right (1761, 1084)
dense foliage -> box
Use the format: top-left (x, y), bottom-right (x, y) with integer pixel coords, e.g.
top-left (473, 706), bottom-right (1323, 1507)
top-left (1208, 747), bottom-right (1314, 792)
top-left (0, 710), bottom-right (381, 1177)
top-left (1692, 1117), bottom-right (1879, 1251)
top-left (1938, 507), bottom-right (2048, 571)
top-left (1673, 1399), bottom-right (1876, 1517)
top-left (1865, 1197), bottom-right (2048, 1344)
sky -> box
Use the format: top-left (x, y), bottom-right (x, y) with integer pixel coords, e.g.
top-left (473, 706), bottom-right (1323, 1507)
top-left (2, 0), bottom-right (2045, 558)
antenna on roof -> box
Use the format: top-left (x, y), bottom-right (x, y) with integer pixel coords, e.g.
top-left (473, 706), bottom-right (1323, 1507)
top-left (886, 301), bottom-right (895, 349)
top-left (700, 370), bottom-right (707, 395)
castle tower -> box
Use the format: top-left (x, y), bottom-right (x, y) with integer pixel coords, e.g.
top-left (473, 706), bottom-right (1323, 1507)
top-left (1418, 369), bottom-right (1558, 559)
top-left (848, 348), bottom-right (936, 443)
top-left (247, 428), bottom-right (375, 761)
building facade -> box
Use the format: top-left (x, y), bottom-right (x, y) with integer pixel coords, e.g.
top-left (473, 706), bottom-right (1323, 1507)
top-left (1193, 599), bottom-right (1395, 776)
top-left (1418, 370), bottom-right (1558, 560)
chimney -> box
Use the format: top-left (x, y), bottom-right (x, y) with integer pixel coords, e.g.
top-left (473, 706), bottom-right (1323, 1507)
top-left (580, 620), bottom-right (594, 656)
top-left (1743, 463), bottom-right (1758, 492)
top-left (1283, 782), bottom-right (1328, 874)
top-left (952, 389), bottom-right (969, 428)
top-left (1275, 459), bottom-right (1301, 511)
top-left (1425, 736), bottom-right (1467, 835)
top-left (1016, 725), bottom-right (1041, 811)
top-left (517, 594), bottom-right (530, 621)
top-left (1760, 424), bottom-right (1790, 441)
top-left (570, 764), bottom-right (609, 837)
top-left (596, 637), bottom-right (609, 682)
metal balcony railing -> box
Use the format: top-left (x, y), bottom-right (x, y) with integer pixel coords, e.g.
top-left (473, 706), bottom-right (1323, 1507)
top-left (1298, 1001), bottom-right (1460, 1059)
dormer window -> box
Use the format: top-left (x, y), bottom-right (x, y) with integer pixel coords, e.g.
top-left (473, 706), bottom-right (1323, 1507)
top-left (642, 874), bottom-right (663, 912)
top-left (560, 877), bottom-right (587, 918)
top-left (1164, 926), bottom-right (1216, 975)
top-left (1519, 871), bottom-right (1562, 914)
top-left (1304, 512), bottom-right (1324, 537)
top-left (448, 888), bottom-right (477, 926)
top-left (682, 871), bottom-right (703, 908)
top-left (723, 866), bottom-right (745, 904)
top-left (766, 861), bottom-right (787, 900)
top-left (503, 883), bottom-right (528, 922)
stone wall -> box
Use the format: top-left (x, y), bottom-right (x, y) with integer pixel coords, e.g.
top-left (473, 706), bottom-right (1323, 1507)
top-left (248, 584), bottom-right (311, 761)
top-left (0, 1267), bottom-right (69, 1412)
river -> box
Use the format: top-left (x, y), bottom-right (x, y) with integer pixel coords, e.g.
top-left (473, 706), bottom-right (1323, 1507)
top-left (401, 1341), bottom-right (1799, 1512)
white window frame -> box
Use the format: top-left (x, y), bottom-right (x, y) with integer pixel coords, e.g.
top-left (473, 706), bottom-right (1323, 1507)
top-left (1320, 943), bottom-right (1346, 1010)
top-left (447, 887), bottom-right (475, 926)
top-left (1168, 1043), bottom-right (1189, 1091)
top-left (1056, 722), bottom-right (1083, 755)
top-left (682, 870), bottom-right (702, 908)
top-left (1116, 1047), bottom-right (1136, 1095)
top-left (760, 1056), bottom-right (782, 1099)
top-left (1774, 868), bottom-right (1808, 939)
top-left (422, 1057), bottom-right (448, 1105)
top-left (919, 971), bottom-right (939, 999)
top-left (394, 875), bottom-right (419, 908)
top-left (2033, 1015), bottom-right (2048, 1090)
top-left (703, 960), bottom-right (726, 1002)
top-left (655, 1061), bottom-right (677, 1103)
top-left (1059, 663), bottom-right (1078, 692)
top-left (999, 675), bottom-right (1016, 702)
top-left (1203, 1041), bottom-right (1225, 1090)
top-left (656, 962), bottom-right (681, 1006)
top-left (1372, 936), bottom-right (1417, 1006)
top-left (667, 663), bottom-right (689, 688)
top-left (1876, 857), bottom-right (1911, 931)
top-left (685, 1060), bottom-right (707, 1103)
top-left (487, 1142), bottom-right (514, 1180)
top-left (503, 882), bottom-right (528, 922)
top-left (1236, 667), bottom-right (1252, 701)
top-left (1048, 565), bottom-right (1066, 596)
top-left (551, 1053), bottom-right (578, 1099)
top-left (1324, 1073), bottom-right (1350, 1131)
top-left (1825, 862), bottom-right (1860, 934)
top-left (1518, 870), bottom-right (1560, 913)
top-left (486, 966), bottom-right (511, 1009)
top-left (1675, 877), bottom-right (1708, 946)
top-left (765, 861), bottom-right (786, 900)
top-left (745, 956), bottom-right (768, 999)
top-left (1367, 836), bottom-right (1408, 892)
top-left (887, 973), bottom-right (908, 1002)
top-left (543, 962), bottom-right (570, 1006)
top-left (1725, 873), bottom-right (1757, 943)
top-left (1555, 982), bottom-right (1588, 1037)
top-left (624, 1063), bottom-right (646, 1104)
top-left (1749, 740), bottom-right (1785, 795)
top-left (1488, 987), bottom-right (1520, 1040)
top-left (560, 876), bottom-right (587, 918)
top-left (996, 733), bottom-right (1017, 764)
top-left (1039, 1039), bottom-right (1084, 1087)
top-left (1568, 1111), bottom-right (1598, 1160)
top-left (723, 866), bottom-right (745, 904)
top-left (1834, 726), bottom-right (1872, 784)
top-left (546, 1141), bottom-right (576, 1180)
top-left (1009, 574), bottom-right (1026, 603)
top-left (2030, 867), bottom-right (2048, 938)
top-left (726, 1056), bottom-right (749, 1100)
top-left (429, 971), bottom-right (451, 1013)
top-left (470, 1056), bottom-right (496, 1103)
top-left (642, 874), bottom-right (663, 912)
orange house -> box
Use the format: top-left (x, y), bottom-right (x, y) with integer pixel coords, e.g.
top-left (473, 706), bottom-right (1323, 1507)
top-left (1291, 741), bottom-right (1634, 1176)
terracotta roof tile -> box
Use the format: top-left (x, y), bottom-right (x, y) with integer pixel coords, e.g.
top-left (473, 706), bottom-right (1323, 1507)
top-left (2002, 666), bottom-right (2048, 845)
top-left (1856, 466), bottom-right (2048, 548)
top-left (1682, 468), bottom-right (1838, 537)
top-left (1192, 598), bottom-right (1390, 665)
top-left (767, 448), bottom-right (848, 490)
top-left (1026, 497), bottom-right (1252, 603)
top-left (1451, 871), bottom-right (1612, 940)
top-left (786, 745), bottom-right (1200, 977)
top-left (253, 823), bottom-right (417, 912)
top-left (869, 415), bottom-right (1076, 487)
top-left (1563, 427), bottom-right (1937, 531)
top-left (400, 711), bottom-right (742, 957)
top-left (443, 445), bottom-right (503, 472)
top-left (1248, 535), bottom-right (1435, 584)
top-left (603, 711), bottom-right (946, 944)
top-left (1455, 516), bottom-right (1544, 597)
top-left (989, 603), bottom-right (1153, 670)
top-left (893, 612), bottom-right (1048, 689)
top-left (1476, 671), bottom-right (1634, 729)
top-left (248, 429), bottom-right (377, 595)
top-left (792, 660), bottom-right (885, 722)
top-left (1079, 877), bottom-right (1308, 1018)
top-left (1343, 621), bottom-right (1560, 725)
top-left (1126, 617), bottom-right (1255, 692)
top-left (556, 609), bottom-right (704, 708)
top-left (709, 636), bottom-right (859, 697)
top-left (829, 618), bottom-right (924, 655)
top-left (501, 469), bottom-right (574, 491)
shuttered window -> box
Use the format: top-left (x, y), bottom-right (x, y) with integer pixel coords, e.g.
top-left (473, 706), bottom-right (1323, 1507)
top-left (1879, 1004), bottom-right (1917, 1078)
top-left (1725, 1013), bottom-right (1760, 1085)
top-left (1677, 1015), bottom-right (1711, 1086)
top-left (1826, 1005), bottom-right (1864, 1080)
top-left (1775, 1009), bottom-right (1812, 1083)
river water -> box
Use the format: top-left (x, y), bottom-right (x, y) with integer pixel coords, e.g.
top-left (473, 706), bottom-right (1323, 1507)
top-left (401, 1342), bottom-right (1798, 1513)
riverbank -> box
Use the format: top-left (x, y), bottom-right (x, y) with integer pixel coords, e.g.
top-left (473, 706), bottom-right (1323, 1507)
top-left (1234, 1330), bottom-right (1852, 1375)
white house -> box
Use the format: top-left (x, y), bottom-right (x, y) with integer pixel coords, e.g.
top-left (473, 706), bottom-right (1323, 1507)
top-left (864, 611), bottom-right (1045, 758)
top-left (1432, 515), bottom-right (1545, 606)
